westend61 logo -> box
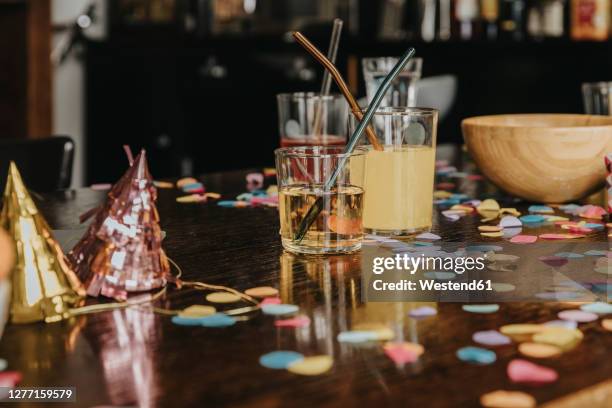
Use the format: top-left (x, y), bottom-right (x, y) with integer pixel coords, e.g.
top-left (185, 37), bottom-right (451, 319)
top-left (372, 253), bottom-right (486, 275)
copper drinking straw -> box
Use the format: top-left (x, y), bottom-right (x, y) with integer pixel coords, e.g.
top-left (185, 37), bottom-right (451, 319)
top-left (293, 31), bottom-right (383, 151)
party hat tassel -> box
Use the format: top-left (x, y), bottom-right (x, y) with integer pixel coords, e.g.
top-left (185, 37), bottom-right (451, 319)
top-left (69, 150), bottom-right (169, 301)
top-left (0, 162), bottom-right (84, 323)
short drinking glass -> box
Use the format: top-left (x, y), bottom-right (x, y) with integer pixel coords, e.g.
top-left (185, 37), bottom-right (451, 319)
top-left (362, 57), bottom-right (423, 108)
top-left (582, 82), bottom-right (612, 115)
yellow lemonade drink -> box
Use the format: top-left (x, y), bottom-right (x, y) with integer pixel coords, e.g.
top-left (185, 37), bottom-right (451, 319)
top-left (362, 145), bottom-right (435, 234)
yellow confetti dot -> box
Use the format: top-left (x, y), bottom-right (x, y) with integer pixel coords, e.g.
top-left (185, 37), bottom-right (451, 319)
top-left (178, 305), bottom-right (216, 318)
top-left (518, 342), bottom-right (562, 358)
top-left (206, 292), bottom-right (242, 304)
top-left (154, 180), bottom-right (174, 189)
top-left (383, 342), bottom-right (424, 357)
top-left (176, 194), bottom-right (205, 203)
top-left (478, 225), bottom-right (502, 232)
top-left (480, 390), bottom-right (536, 408)
top-left (477, 199), bottom-right (501, 220)
top-left (544, 215), bottom-right (569, 222)
top-left (487, 253), bottom-right (519, 263)
top-left (499, 208), bottom-right (521, 217)
top-left (287, 355), bottom-right (333, 376)
top-left (434, 190), bottom-right (453, 199)
top-left (532, 327), bottom-right (583, 351)
top-left (450, 204), bottom-right (474, 213)
top-left (481, 231), bottom-right (504, 238)
top-left (244, 286), bottom-right (279, 298)
top-left (177, 177), bottom-right (198, 188)
top-left (500, 324), bottom-right (544, 341)
top-left (205, 192), bottom-right (221, 199)
top-left (266, 185), bottom-right (278, 196)
top-left (602, 319), bottom-right (612, 331)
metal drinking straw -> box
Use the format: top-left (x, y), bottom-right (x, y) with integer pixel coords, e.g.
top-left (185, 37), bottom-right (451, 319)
top-left (293, 47), bottom-right (417, 242)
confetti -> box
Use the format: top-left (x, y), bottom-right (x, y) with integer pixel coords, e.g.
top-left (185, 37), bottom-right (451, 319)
top-left (434, 190), bottom-right (453, 199)
top-left (441, 210), bottom-right (461, 221)
top-left (492, 283), bottom-right (516, 292)
top-left (337, 331), bottom-right (378, 343)
top-left (479, 225), bottom-right (502, 232)
top-left (543, 215), bottom-right (569, 222)
top-left (558, 309), bottom-right (598, 323)
top-left (177, 177), bottom-right (198, 188)
top-left (244, 286), bottom-right (279, 298)
top-left (259, 351), bottom-right (304, 369)
top-left (602, 319), bottom-right (612, 331)
top-left (178, 305), bottom-right (216, 318)
top-left (519, 215), bottom-right (545, 224)
top-left (205, 192), bottom-right (221, 199)
top-left (263, 168), bottom-right (276, 177)
top-left (436, 182), bottom-right (455, 190)
top-left (423, 271), bottom-right (456, 280)
top-left (553, 252), bottom-right (584, 259)
top-left (481, 231), bottom-right (504, 238)
top-left (533, 327), bottom-right (583, 351)
top-left (182, 183), bottom-right (205, 194)
top-left (578, 205), bottom-right (606, 220)
top-left (467, 174), bottom-right (484, 181)
top-left (500, 324), bottom-right (544, 341)
top-left (287, 355), bottom-right (333, 376)
top-left (477, 199), bottom-right (501, 220)
top-left (480, 390), bottom-right (536, 408)
top-left (176, 194), bottom-right (206, 203)
top-left (384, 342), bottom-right (425, 357)
top-left (518, 343), bottom-right (562, 359)
top-left (154, 180), bottom-right (174, 189)
top-left (462, 304), bottom-right (499, 314)
top-left (528, 205), bottom-right (554, 214)
top-left (218, 200), bottom-right (250, 208)
top-left (261, 304), bottom-right (299, 316)
top-left (472, 330), bottom-right (511, 346)
top-left (543, 320), bottom-right (577, 330)
top-left (415, 232), bottom-right (441, 240)
top-left (261, 297), bottom-right (281, 306)
top-left (499, 208), bottom-right (521, 217)
top-left (171, 315), bottom-right (209, 326)
top-left (510, 235), bottom-right (537, 244)
top-left (275, 315), bottom-right (311, 328)
top-left (579, 302), bottom-right (612, 315)
top-left (352, 324), bottom-right (394, 341)
top-left (507, 359), bottom-right (558, 385)
top-left (206, 292), bottom-right (242, 304)
top-left (456, 346), bottom-right (496, 365)
top-left (384, 345), bottom-right (419, 364)
top-left (408, 306), bottom-right (437, 318)
top-left (90, 183), bottom-right (112, 191)
top-left (499, 216), bottom-right (521, 229)
top-left (200, 313), bottom-right (236, 327)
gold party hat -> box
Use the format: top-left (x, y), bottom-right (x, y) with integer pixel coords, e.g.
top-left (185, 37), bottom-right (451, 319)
top-left (0, 162), bottom-right (84, 323)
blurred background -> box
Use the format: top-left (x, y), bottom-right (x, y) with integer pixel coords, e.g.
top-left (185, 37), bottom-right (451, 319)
top-left (2, 0), bottom-right (612, 187)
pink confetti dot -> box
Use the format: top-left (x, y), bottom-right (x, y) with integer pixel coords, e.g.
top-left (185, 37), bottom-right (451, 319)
top-left (557, 309), bottom-right (598, 323)
top-left (510, 235), bottom-right (537, 244)
top-left (507, 359), bottom-right (558, 385)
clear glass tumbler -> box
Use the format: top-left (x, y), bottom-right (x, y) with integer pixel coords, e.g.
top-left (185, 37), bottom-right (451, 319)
top-left (362, 57), bottom-right (423, 108)
top-left (277, 93), bottom-right (349, 147)
top-left (582, 82), bottom-right (612, 115)
top-left (275, 146), bottom-right (366, 255)
top-left (349, 107), bottom-right (438, 236)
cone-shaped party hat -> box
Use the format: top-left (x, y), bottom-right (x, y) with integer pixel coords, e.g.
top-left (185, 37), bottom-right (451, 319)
top-left (0, 162), bottom-right (84, 323)
top-left (69, 150), bottom-right (169, 300)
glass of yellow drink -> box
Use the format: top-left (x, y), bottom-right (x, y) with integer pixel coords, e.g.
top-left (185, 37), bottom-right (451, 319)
top-left (275, 146), bottom-right (367, 255)
top-left (349, 107), bottom-right (438, 236)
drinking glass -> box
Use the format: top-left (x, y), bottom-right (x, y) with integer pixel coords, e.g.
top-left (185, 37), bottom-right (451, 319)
top-left (582, 82), bottom-right (612, 115)
top-left (275, 146), bottom-right (366, 255)
top-left (277, 93), bottom-right (349, 147)
top-left (349, 107), bottom-right (438, 236)
top-left (362, 57), bottom-right (423, 108)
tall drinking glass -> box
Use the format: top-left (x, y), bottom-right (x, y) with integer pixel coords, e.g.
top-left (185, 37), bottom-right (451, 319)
top-left (362, 57), bottom-right (423, 108)
top-left (349, 107), bottom-right (438, 236)
top-left (582, 82), bottom-right (612, 115)
top-left (277, 93), bottom-right (349, 147)
top-left (275, 146), bottom-right (366, 255)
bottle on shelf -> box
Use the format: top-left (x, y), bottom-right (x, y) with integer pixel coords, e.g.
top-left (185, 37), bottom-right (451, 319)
top-left (499, 0), bottom-right (527, 40)
top-left (541, 0), bottom-right (567, 38)
top-left (570, 0), bottom-right (610, 41)
top-left (480, 0), bottom-right (500, 40)
top-left (454, 0), bottom-right (481, 40)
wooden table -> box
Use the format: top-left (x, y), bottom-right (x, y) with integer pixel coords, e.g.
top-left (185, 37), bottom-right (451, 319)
top-left (0, 168), bottom-right (611, 408)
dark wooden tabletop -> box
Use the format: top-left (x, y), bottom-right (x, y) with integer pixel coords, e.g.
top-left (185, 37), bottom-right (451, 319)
top-left (0, 167), bottom-right (611, 408)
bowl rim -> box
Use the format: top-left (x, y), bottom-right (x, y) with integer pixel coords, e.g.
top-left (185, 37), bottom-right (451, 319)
top-left (462, 113), bottom-right (612, 130)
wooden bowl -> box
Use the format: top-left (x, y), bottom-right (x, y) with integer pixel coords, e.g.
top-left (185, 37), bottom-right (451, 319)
top-left (462, 114), bottom-right (612, 202)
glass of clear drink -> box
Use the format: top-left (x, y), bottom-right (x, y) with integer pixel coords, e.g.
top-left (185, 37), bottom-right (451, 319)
top-left (275, 146), bottom-right (367, 255)
top-left (349, 107), bottom-right (438, 237)
top-left (362, 57), bottom-right (423, 108)
top-left (582, 82), bottom-right (612, 115)
top-left (277, 93), bottom-right (349, 147)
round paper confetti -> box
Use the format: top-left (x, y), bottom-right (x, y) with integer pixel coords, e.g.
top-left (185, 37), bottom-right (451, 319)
top-left (261, 304), bottom-right (299, 316)
top-left (200, 313), bottom-right (236, 327)
top-left (424, 271), bottom-right (456, 280)
top-left (553, 252), bottom-right (584, 259)
top-left (337, 331), bottom-right (378, 343)
top-left (178, 305), bottom-right (216, 318)
top-left (383, 342), bottom-right (425, 357)
top-left (558, 309), bottom-right (598, 323)
top-left (492, 283), bottom-right (516, 292)
top-left (206, 292), bottom-right (242, 304)
top-left (274, 315), bottom-right (311, 328)
top-left (479, 225), bottom-right (502, 232)
top-left (408, 306), bottom-right (437, 318)
top-left (584, 250), bottom-right (608, 256)
top-left (602, 319), bottom-right (612, 331)
top-left (481, 231), bottom-right (504, 238)
top-left (532, 327), bottom-right (583, 351)
top-left (462, 304), bottom-right (499, 314)
top-left (580, 302), bottom-right (612, 315)
top-left (510, 235), bottom-right (537, 244)
top-left (480, 390), bottom-right (536, 408)
top-left (244, 286), bottom-right (279, 298)
top-left (260, 297), bottom-right (281, 306)
top-left (528, 205), bottom-right (553, 214)
top-left (472, 330), bottom-right (511, 346)
top-left (499, 216), bottom-right (522, 229)
top-left (287, 355), bottom-right (333, 376)
top-left (507, 359), bottom-right (558, 384)
top-left (543, 320), bottom-right (577, 330)
top-left (172, 315), bottom-right (210, 326)
top-left (384, 346), bottom-right (418, 364)
top-left (456, 346), bottom-right (496, 365)
top-left (520, 215), bottom-right (545, 224)
top-left (259, 351), bottom-right (304, 369)
top-left (154, 180), bottom-right (174, 189)
top-left (415, 232), bottom-right (441, 240)
top-left (177, 177), bottom-right (198, 188)
top-left (518, 343), bottom-right (562, 359)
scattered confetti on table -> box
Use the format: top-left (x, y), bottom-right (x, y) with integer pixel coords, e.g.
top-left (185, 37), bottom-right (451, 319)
top-left (337, 331), bottom-right (378, 344)
top-left (206, 292), bottom-right (242, 304)
top-left (259, 351), bottom-right (304, 370)
top-left (472, 330), bottom-right (511, 346)
top-left (408, 306), bottom-right (437, 318)
top-left (510, 235), bottom-right (537, 244)
top-left (286, 355), bottom-right (333, 376)
top-left (557, 309), bottom-right (598, 323)
top-left (518, 342), bottom-right (561, 359)
top-left (274, 315), bottom-right (311, 328)
top-left (261, 304), bottom-right (299, 316)
top-left (580, 302), bottom-right (612, 315)
top-left (480, 390), bottom-right (536, 408)
top-left (178, 305), bottom-right (216, 318)
top-left (456, 346), bottom-right (497, 365)
top-left (507, 359), bottom-right (558, 385)
top-left (244, 286), bottom-right (279, 298)
top-left (462, 304), bottom-right (500, 314)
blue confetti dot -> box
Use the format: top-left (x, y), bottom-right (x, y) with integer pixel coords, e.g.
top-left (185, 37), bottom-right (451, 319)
top-left (337, 331), bottom-right (378, 343)
top-left (584, 223), bottom-right (604, 229)
top-left (580, 302), bottom-right (612, 315)
top-left (520, 215), bottom-right (546, 223)
top-left (236, 193), bottom-right (253, 201)
top-left (456, 346), bottom-right (496, 365)
top-left (584, 250), bottom-right (608, 256)
top-left (259, 351), bottom-right (304, 369)
top-left (261, 304), bottom-right (299, 316)
top-left (200, 313), bottom-right (236, 327)
top-left (182, 182), bottom-right (203, 190)
top-left (528, 205), bottom-right (554, 214)
top-left (554, 252), bottom-right (584, 259)
top-left (218, 200), bottom-right (239, 207)
top-left (171, 315), bottom-right (209, 326)
top-left (413, 241), bottom-right (434, 247)
top-left (462, 304), bottom-right (500, 314)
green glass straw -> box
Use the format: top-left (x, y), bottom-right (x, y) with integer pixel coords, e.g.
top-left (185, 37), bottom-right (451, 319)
top-left (293, 47), bottom-right (417, 242)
